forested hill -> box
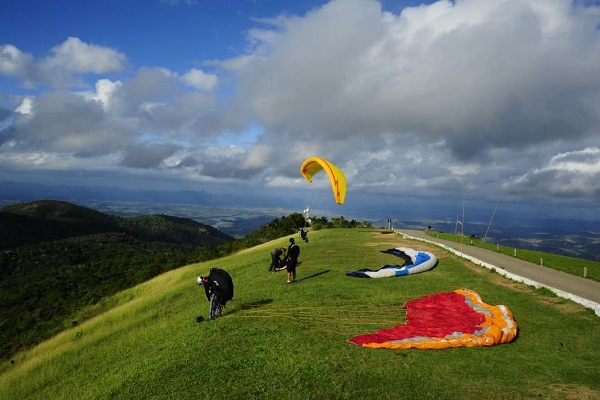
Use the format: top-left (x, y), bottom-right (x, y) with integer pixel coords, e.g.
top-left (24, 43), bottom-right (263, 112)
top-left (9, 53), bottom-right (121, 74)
top-left (0, 199), bottom-right (233, 249)
top-left (0, 200), bottom-right (236, 361)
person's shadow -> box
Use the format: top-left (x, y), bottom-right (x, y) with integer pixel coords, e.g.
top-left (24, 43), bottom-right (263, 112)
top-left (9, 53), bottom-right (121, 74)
top-left (206, 270), bottom-right (332, 319)
top-left (296, 269), bottom-right (330, 282)
top-left (236, 299), bottom-right (273, 310)
top-left (219, 299), bottom-right (274, 317)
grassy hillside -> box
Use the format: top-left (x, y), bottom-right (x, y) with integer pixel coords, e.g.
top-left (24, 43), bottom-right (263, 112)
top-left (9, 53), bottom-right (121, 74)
top-left (0, 200), bottom-right (236, 360)
top-left (1, 229), bottom-right (599, 399)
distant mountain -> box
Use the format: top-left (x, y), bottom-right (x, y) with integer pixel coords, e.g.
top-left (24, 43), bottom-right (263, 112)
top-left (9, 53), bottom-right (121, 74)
top-left (0, 200), bottom-right (233, 250)
top-left (0, 181), bottom-right (219, 205)
top-left (0, 180), bottom-right (296, 209)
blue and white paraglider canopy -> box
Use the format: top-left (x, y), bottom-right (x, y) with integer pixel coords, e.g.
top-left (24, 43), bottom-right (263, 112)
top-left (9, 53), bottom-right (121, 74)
top-left (347, 247), bottom-right (437, 278)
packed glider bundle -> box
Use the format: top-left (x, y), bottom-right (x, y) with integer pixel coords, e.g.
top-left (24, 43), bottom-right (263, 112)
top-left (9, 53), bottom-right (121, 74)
top-left (346, 247), bottom-right (437, 278)
top-left (348, 289), bottom-right (518, 350)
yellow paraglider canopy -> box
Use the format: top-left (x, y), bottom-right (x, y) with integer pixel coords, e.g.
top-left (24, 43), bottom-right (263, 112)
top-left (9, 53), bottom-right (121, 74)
top-left (300, 156), bottom-right (347, 205)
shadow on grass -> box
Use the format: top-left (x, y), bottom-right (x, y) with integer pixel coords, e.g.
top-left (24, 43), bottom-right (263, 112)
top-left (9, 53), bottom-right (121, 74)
top-left (236, 299), bottom-right (274, 310)
top-left (297, 269), bottom-right (330, 282)
top-left (224, 299), bottom-right (274, 317)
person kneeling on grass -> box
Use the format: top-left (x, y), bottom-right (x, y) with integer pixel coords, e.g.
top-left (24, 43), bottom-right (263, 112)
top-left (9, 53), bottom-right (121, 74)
top-left (196, 267), bottom-right (234, 321)
top-left (269, 246), bottom-right (287, 272)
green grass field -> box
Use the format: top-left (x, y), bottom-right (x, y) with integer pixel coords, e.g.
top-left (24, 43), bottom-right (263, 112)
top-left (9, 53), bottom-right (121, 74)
top-left (1, 229), bottom-right (598, 400)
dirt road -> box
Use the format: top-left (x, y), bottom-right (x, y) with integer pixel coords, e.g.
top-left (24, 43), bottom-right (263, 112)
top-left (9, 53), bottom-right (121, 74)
top-left (398, 229), bottom-right (600, 317)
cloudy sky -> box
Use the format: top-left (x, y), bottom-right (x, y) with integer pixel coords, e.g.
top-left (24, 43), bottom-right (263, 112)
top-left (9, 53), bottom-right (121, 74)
top-left (1, 0), bottom-right (599, 226)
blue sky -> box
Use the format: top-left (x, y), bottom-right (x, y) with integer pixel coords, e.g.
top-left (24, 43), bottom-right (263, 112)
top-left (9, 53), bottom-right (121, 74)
top-left (1, 0), bottom-right (600, 229)
top-left (2, 1), bottom-right (333, 75)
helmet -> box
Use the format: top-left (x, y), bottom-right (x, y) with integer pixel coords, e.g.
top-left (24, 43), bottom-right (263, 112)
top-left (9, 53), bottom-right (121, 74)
top-left (196, 276), bottom-right (204, 285)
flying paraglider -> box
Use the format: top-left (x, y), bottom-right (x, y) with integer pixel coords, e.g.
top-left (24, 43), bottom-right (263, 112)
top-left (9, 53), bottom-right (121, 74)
top-left (300, 157), bottom-right (347, 205)
top-left (346, 247), bottom-right (437, 278)
top-left (348, 289), bottom-right (518, 350)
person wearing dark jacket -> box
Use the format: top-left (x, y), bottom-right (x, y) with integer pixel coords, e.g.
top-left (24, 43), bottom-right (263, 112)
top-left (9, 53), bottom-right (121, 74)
top-left (269, 246), bottom-right (287, 272)
top-left (285, 237), bottom-right (300, 284)
top-left (197, 268), bottom-right (234, 317)
top-left (300, 228), bottom-right (309, 243)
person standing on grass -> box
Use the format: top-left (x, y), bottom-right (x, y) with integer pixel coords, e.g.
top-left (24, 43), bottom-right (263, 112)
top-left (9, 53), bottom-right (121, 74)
top-left (285, 237), bottom-right (300, 284)
top-left (299, 228), bottom-right (309, 243)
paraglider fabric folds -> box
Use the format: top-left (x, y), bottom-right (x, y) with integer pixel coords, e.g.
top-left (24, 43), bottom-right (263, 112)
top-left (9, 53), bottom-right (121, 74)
top-left (348, 289), bottom-right (518, 350)
top-left (346, 247), bottom-right (437, 278)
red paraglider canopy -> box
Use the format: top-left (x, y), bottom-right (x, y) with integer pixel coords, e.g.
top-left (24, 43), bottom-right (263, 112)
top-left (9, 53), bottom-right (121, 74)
top-left (348, 289), bottom-right (517, 349)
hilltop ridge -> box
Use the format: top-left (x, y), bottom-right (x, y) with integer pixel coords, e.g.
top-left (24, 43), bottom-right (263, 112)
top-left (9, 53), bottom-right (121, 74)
top-left (0, 199), bottom-right (233, 249)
